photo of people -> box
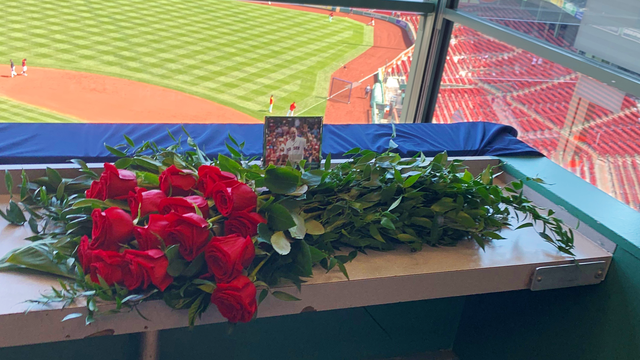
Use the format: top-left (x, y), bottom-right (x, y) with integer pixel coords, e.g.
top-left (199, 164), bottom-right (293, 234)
top-left (263, 116), bottom-right (323, 168)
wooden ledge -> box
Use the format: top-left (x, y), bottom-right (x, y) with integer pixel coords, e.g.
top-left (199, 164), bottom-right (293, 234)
top-left (0, 160), bottom-right (612, 347)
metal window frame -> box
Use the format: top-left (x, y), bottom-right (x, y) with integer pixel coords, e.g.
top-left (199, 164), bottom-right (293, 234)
top-left (258, 0), bottom-right (437, 13)
top-left (400, 13), bottom-right (434, 123)
top-left (413, 0), bottom-right (458, 123)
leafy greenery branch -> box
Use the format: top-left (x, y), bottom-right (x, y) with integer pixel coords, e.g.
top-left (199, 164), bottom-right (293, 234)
top-left (0, 129), bottom-right (576, 326)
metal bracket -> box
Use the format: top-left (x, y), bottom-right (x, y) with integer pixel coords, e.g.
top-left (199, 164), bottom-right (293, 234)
top-left (530, 261), bottom-right (607, 291)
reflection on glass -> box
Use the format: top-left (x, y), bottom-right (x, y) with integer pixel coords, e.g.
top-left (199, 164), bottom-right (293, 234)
top-left (434, 24), bottom-right (640, 210)
top-left (0, 1), bottom-right (419, 125)
top-left (457, 0), bottom-right (640, 80)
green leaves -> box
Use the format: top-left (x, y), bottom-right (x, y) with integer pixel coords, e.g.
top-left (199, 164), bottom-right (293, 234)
top-left (217, 154), bottom-right (242, 175)
top-left (270, 231), bottom-right (291, 255)
top-left (293, 241), bottom-right (313, 277)
top-left (271, 291), bottom-right (301, 301)
top-left (265, 204), bottom-right (296, 231)
top-left (403, 173), bottom-right (421, 188)
top-left (288, 213), bottom-right (306, 239)
top-left (301, 169), bottom-right (325, 187)
top-left (0, 200), bottom-right (27, 225)
top-left (456, 211), bottom-right (476, 228)
top-left (105, 144), bottom-right (127, 157)
top-left (431, 198), bottom-right (458, 213)
top-left (265, 167), bottom-right (300, 194)
top-left (5, 170), bottom-right (13, 198)
top-left (380, 217), bottom-right (395, 230)
top-left (356, 152), bottom-right (376, 165)
top-left (62, 313), bottom-right (83, 322)
top-left (166, 245), bottom-right (188, 277)
top-left (324, 153), bottom-right (332, 171)
top-left (0, 239), bottom-right (74, 278)
top-left (305, 220), bottom-right (325, 235)
top-left (388, 196), bottom-right (403, 212)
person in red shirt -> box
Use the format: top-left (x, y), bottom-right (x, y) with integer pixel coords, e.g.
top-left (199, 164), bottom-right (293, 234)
top-left (21, 59), bottom-right (27, 76)
top-left (287, 102), bottom-right (296, 116)
top-left (369, 17), bottom-right (375, 26)
top-left (269, 95), bottom-right (274, 113)
top-left (329, 12), bottom-right (333, 23)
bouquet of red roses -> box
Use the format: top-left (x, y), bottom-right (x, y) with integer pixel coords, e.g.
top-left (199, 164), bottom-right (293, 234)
top-left (79, 162), bottom-right (264, 323)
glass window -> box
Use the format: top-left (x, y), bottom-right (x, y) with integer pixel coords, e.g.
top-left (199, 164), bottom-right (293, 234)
top-left (434, 24), bottom-right (640, 210)
top-left (0, 1), bottom-right (421, 125)
top-left (457, 0), bottom-right (640, 82)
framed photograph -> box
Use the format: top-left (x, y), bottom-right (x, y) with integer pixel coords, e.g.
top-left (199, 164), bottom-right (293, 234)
top-left (263, 116), bottom-right (323, 168)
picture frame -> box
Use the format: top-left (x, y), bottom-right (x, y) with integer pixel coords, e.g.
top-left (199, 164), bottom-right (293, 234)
top-left (263, 116), bottom-right (323, 168)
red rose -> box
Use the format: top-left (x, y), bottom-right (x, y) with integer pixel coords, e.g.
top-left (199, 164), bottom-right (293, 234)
top-left (211, 275), bottom-right (257, 323)
top-left (197, 165), bottom-right (237, 194)
top-left (77, 235), bottom-right (94, 273)
top-left (134, 214), bottom-right (171, 251)
top-left (204, 235), bottom-right (255, 283)
top-left (90, 207), bottom-right (134, 251)
top-left (158, 196), bottom-right (209, 216)
top-left (89, 250), bottom-right (129, 286)
top-left (225, 211), bottom-right (266, 237)
top-left (159, 165), bottom-right (197, 197)
top-left (123, 249), bottom-right (173, 291)
top-left (86, 163), bottom-right (137, 200)
top-left (164, 212), bottom-right (211, 261)
top-left (128, 188), bottom-right (166, 220)
top-left (209, 182), bottom-right (232, 216)
top-left (86, 180), bottom-right (105, 201)
top-left (209, 182), bottom-right (257, 217)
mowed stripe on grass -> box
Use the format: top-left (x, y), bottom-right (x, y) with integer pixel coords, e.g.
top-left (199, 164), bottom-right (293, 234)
top-left (0, 96), bottom-right (80, 123)
top-left (0, 0), bottom-right (373, 122)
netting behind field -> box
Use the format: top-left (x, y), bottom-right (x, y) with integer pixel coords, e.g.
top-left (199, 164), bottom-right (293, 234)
top-left (329, 77), bottom-right (352, 104)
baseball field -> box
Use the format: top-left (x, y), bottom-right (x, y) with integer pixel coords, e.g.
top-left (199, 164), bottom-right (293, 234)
top-left (0, 0), bottom-right (376, 123)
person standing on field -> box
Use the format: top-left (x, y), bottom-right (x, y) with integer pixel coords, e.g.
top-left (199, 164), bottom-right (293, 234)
top-left (287, 101), bottom-right (296, 116)
top-left (10, 59), bottom-right (16, 78)
top-left (269, 95), bottom-right (274, 113)
top-left (329, 12), bottom-right (333, 22)
top-left (21, 58), bottom-right (27, 76)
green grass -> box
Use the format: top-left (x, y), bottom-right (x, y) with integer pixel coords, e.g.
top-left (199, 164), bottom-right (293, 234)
top-left (0, 0), bottom-right (373, 122)
top-left (0, 97), bottom-right (80, 123)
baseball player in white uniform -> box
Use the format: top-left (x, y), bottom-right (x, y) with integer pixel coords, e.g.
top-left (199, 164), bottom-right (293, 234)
top-left (284, 128), bottom-right (306, 165)
top-left (10, 59), bottom-right (16, 78)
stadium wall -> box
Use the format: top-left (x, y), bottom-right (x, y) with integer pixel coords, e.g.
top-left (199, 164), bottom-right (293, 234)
top-left (300, 4), bottom-right (417, 44)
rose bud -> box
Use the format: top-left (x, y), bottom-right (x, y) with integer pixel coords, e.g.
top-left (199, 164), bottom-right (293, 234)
top-left (197, 165), bottom-right (237, 194)
top-left (123, 249), bottom-right (173, 291)
top-left (134, 214), bottom-right (171, 251)
top-left (164, 212), bottom-right (211, 261)
top-left (209, 182), bottom-right (257, 217)
top-left (90, 207), bottom-right (134, 251)
top-left (86, 163), bottom-right (137, 200)
top-left (211, 275), bottom-right (257, 323)
top-left (77, 235), bottom-right (94, 273)
top-left (204, 235), bottom-right (255, 283)
top-left (159, 165), bottom-right (197, 197)
top-left (225, 211), bottom-right (266, 237)
top-left (128, 188), bottom-right (166, 219)
top-left (89, 250), bottom-right (129, 286)
top-left (158, 196), bottom-right (209, 216)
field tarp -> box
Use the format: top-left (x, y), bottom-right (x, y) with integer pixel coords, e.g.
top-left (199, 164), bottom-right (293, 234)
top-left (0, 122), bottom-right (541, 164)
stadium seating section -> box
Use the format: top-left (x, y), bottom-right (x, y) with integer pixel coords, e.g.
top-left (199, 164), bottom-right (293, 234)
top-left (432, 2), bottom-right (640, 210)
top-left (362, 5), bottom-right (639, 209)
